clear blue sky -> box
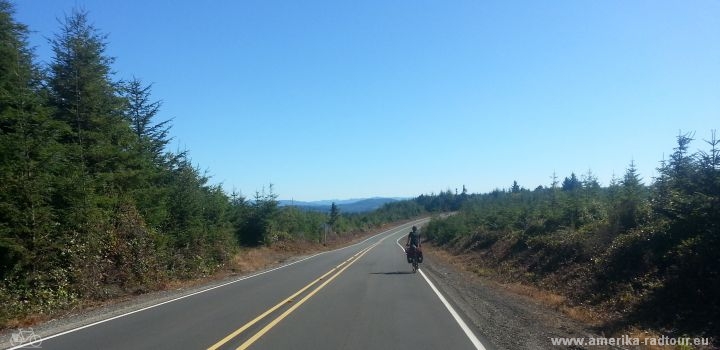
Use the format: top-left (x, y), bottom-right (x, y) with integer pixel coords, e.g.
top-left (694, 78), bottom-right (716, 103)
top-left (13, 0), bottom-right (719, 201)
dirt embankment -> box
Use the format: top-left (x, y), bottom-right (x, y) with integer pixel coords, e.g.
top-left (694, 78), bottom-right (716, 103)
top-left (421, 246), bottom-right (613, 350)
top-left (421, 244), bottom-right (717, 350)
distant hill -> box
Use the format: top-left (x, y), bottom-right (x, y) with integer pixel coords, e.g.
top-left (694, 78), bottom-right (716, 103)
top-left (278, 197), bottom-right (401, 213)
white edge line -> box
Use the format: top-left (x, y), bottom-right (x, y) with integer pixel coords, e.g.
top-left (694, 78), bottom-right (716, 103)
top-left (7, 219), bottom-right (428, 350)
top-left (419, 270), bottom-right (487, 350)
top-left (394, 235), bottom-right (486, 350)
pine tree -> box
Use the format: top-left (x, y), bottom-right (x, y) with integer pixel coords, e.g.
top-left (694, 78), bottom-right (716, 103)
top-left (615, 160), bottom-right (646, 229)
top-left (697, 131), bottom-right (719, 221)
top-left (237, 185), bottom-right (278, 246)
top-left (48, 9), bottom-right (136, 198)
top-left (119, 77), bottom-right (173, 227)
top-left (582, 169), bottom-right (600, 193)
top-left (561, 173), bottom-right (581, 192)
top-left (511, 181), bottom-right (521, 193)
top-left (0, 0), bottom-right (74, 312)
top-left (121, 77), bottom-right (171, 162)
top-left (328, 202), bottom-right (340, 228)
top-left (653, 132), bottom-right (696, 222)
top-left (47, 9), bottom-right (144, 298)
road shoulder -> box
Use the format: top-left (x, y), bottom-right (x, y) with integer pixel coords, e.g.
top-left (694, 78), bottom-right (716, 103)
top-left (421, 245), bottom-right (617, 350)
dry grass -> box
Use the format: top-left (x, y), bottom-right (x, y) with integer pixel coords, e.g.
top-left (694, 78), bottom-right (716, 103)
top-left (229, 247), bottom-right (288, 274)
top-left (3, 314), bottom-right (51, 329)
top-left (428, 244), bottom-right (605, 327)
top-left (499, 281), bottom-right (603, 326)
top-left (428, 244), bottom-right (717, 350)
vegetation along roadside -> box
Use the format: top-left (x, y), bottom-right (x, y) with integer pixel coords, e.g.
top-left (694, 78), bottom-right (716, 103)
top-left (423, 133), bottom-right (719, 348)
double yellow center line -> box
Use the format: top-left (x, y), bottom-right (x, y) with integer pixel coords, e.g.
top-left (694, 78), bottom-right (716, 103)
top-left (207, 242), bottom-right (379, 350)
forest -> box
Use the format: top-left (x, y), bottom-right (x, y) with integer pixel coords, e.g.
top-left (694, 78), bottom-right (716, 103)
top-left (0, 3), bottom-right (424, 326)
top-left (423, 133), bottom-right (719, 339)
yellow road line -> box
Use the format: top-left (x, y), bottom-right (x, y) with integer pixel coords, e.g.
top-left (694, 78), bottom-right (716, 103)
top-left (207, 245), bottom-right (375, 350)
top-left (237, 243), bottom-right (378, 350)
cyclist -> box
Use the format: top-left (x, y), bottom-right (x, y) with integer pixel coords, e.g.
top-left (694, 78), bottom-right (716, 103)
top-left (405, 226), bottom-right (423, 264)
top-left (406, 226), bottom-right (420, 249)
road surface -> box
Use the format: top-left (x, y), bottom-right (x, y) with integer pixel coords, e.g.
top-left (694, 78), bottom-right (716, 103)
top-left (11, 219), bottom-right (488, 350)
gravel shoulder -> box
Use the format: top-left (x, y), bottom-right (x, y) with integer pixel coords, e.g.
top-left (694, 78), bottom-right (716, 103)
top-left (421, 244), bottom-right (619, 350)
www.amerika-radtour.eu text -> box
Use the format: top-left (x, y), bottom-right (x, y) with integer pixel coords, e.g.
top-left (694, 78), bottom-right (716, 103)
top-left (550, 335), bottom-right (711, 347)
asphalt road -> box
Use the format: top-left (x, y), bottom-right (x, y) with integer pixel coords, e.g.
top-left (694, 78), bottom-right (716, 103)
top-left (12, 219), bottom-right (488, 350)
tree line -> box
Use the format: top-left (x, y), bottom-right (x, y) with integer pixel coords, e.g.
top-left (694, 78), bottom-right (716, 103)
top-left (0, 3), bottom-right (425, 325)
top-left (422, 132), bottom-right (719, 339)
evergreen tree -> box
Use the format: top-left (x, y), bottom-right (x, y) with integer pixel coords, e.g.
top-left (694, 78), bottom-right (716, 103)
top-left (579, 169), bottom-right (604, 223)
top-left (164, 155), bottom-right (207, 242)
top-left (559, 173), bottom-right (582, 227)
top-left (697, 131), bottom-right (719, 224)
top-left (561, 173), bottom-right (581, 192)
top-left (615, 160), bottom-right (646, 229)
top-left (328, 202), bottom-right (340, 228)
top-left (653, 132), bottom-right (696, 222)
top-left (121, 77), bottom-right (171, 162)
top-left (621, 160), bottom-right (643, 197)
top-left (238, 185), bottom-right (278, 246)
top-left (48, 9), bottom-right (137, 197)
top-left (229, 190), bottom-right (249, 241)
top-left (47, 9), bottom-right (146, 298)
top-left (550, 171), bottom-right (559, 189)
top-left (607, 172), bottom-right (621, 206)
top-left (511, 181), bottom-right (521, 193)
top-left (119, 77), bottom-right (172, 227)
top-left (0, 0), bottom-right (75, 313)
top-left (582, 169), bottom-right (601, 193)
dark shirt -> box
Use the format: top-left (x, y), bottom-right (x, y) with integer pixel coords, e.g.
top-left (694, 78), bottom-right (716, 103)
top-left (408, 231), bottom-right (420, 247)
